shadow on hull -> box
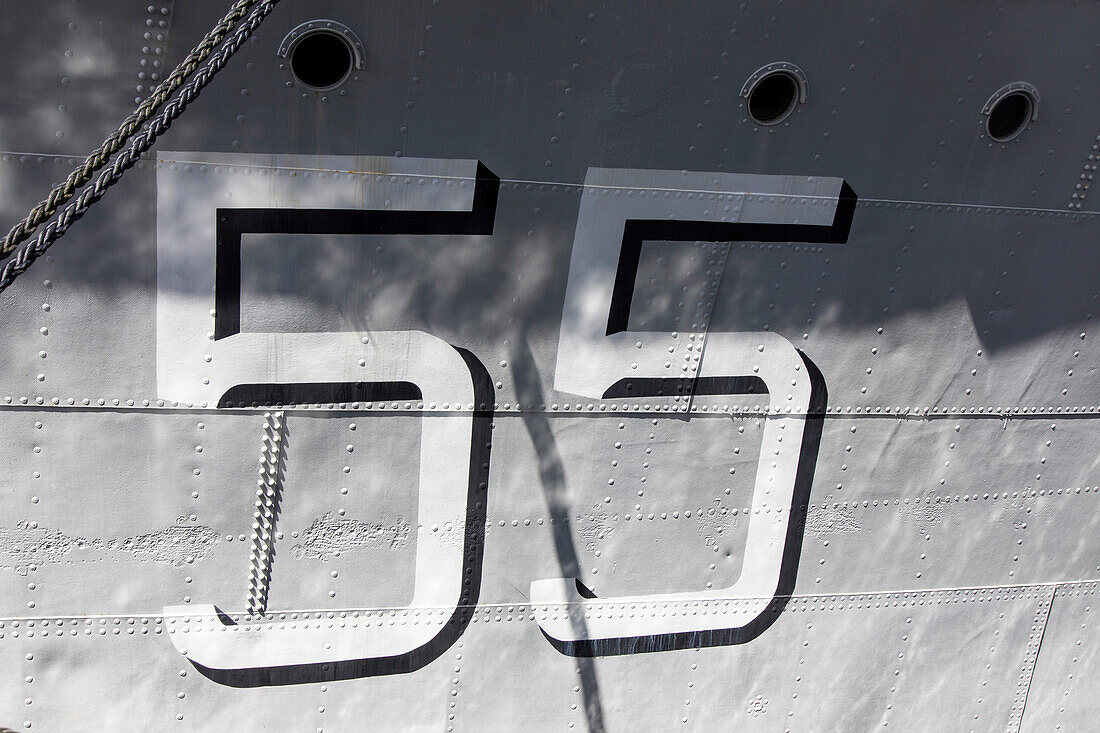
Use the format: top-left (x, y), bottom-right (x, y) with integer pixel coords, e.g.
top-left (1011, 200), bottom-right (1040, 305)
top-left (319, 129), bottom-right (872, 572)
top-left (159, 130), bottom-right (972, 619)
top-left (546, 350), bottom-right (828, 657)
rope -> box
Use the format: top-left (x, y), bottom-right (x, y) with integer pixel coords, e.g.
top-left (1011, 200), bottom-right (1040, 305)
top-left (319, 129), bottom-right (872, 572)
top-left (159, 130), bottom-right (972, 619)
top-left (0, 0), bottom-right (280, 294)
top-left (248, 411), bottom-right (285, 617)
top-left (0, 0), bottom-right (261, 260)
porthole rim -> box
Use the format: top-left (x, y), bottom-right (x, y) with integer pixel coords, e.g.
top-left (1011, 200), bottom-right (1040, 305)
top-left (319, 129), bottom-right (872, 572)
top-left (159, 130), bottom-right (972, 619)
top-left (740, 62), bottom-right (809, 127)
top-left (981, 81), bottom-right (1040, 144)
top-left (277, 20), bottom-right (364, 92)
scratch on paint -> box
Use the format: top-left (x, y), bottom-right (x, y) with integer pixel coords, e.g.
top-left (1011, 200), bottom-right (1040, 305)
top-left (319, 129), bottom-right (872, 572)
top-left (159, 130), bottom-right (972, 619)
top-left (107, 523), bottom-right (220, 566)
top-left (289, 511), bottom-right (411, 562)
top-left (0, 517), bottom-right (219, 575)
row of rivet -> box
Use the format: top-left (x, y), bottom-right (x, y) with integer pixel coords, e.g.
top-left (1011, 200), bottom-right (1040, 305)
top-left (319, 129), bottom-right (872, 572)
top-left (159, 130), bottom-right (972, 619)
top-left (481, 487), bottom-right (1097, 528)
top-left (5, 152), bottom-right (1100, 220)
top-left (3, 583), bottom-right (1095, 631)
top-left (132, 157), bottom-right (1100, 218)
top-left (1068, 133), bottom-right (1100, 209)
top-left (5, 397), bottom-right (1100, 415)
top-left (808, 487), bottom-right (1097, 511)
top-left (159, 161), bottom-right (827, 205)
top-left (0, 589), bottom-right (1074, 641)
top-left (26, 261), bottom-right (48, 726)
top-left (135, 3), bottom-right (173, 105)
top-left (1007, 588), bottom-right (1056, 731)
top-left (10, 583), bottom-right (1097, 625)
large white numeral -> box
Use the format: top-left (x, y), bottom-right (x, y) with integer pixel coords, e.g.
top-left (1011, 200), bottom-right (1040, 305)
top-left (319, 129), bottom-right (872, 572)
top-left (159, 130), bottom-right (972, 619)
top-left (532, 168), bottom-right (851, 648)
top-left (156, 152), bottom-right (493, 678)
top-left (155, 154), bottom-right (852, 673)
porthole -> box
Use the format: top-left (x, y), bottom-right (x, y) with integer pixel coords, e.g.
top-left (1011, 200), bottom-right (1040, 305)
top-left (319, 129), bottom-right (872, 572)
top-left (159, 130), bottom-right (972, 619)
top-left (292, 32), bottom-right (352, 89)
top-left (748, 73), bottom-right (799, 124)
top-left (981, 82), bottom-right (1039, 143)
top-left (741, 62), bottom-right (808, 126)
top-left (277, 20), bottom-right (365, 92)
top-left (986, 93), bottom-right (1032, 141)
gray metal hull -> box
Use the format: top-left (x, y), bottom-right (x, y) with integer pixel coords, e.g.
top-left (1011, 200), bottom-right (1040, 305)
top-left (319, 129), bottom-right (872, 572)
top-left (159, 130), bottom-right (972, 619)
top-left (0, 1), bottom-right (1097, 729)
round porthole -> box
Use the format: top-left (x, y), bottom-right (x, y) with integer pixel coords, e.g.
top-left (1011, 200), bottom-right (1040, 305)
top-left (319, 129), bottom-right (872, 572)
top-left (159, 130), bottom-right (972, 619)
top-left (291, 32), bottom-right (352, 89)
top-left (740, 62), bottom-right (808, 126)
top-left (982, 82), bottom-right (1039, 143)
top-left (748, 72), bottom-right (799, 124)
top-left (278, 20), bottom-right (365, 92)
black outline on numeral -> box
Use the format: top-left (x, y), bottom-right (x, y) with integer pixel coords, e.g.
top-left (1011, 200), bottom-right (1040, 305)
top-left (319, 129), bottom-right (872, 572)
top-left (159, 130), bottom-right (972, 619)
top-left (194, 349), bottom-right (494, 687)
top-left (193, 163), bottom-right (499, 684)
top-left (603, 376), bottom-right (767, 399)
top-left (219, 381), bottom-right (421, 408)
top-left (548, 351), bottom-right (827, 657)
top-left (214, 162), bottom-right (500, 340)
top-left (605, 181), bottom-right (857, 335)
top-left (548, 181), bottom-right (856, 656)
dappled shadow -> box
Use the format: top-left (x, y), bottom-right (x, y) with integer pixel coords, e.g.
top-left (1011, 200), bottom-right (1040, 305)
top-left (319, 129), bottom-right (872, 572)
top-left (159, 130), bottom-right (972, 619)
top-left (510, 336), bottom-right (606, 732)
top-left (0, 0), bottom-right (1096, 360)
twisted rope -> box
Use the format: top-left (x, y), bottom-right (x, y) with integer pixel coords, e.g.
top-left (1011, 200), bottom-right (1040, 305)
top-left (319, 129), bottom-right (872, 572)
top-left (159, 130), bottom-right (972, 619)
top-left (0, 0), bottom-right (280, 294)
top-left (248, 411), bottom-right (285, 617)
top-left (0, 0), bottom-right (260, 260)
